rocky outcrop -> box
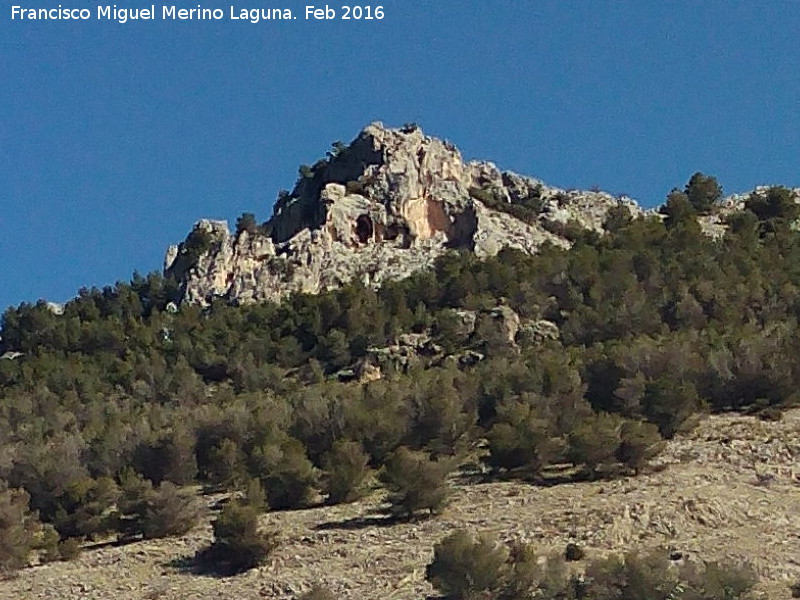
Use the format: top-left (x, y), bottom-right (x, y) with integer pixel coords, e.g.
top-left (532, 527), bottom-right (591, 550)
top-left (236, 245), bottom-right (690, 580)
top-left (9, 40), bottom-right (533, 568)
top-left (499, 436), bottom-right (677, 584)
top-left (165, 122), bottom-right (643, 305)
top-left (339, 305), bottom-right (558, 380)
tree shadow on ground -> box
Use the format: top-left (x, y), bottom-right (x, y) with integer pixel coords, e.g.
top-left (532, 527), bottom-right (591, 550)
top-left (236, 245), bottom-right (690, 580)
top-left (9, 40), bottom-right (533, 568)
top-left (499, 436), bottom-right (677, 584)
top-left (313, 505), bottom-right (438, 531)
top-left (82, 535), bottom-right (144, 552)
top-left (312, 514), bottom-right (399, 531)
top-left (165, 549), bottom-right (255, 578)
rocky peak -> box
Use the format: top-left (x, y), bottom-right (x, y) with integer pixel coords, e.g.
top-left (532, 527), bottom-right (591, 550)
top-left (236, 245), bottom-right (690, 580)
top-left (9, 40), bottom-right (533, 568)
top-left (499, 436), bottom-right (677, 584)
top-left (165, 122), bottom-right (642, 305)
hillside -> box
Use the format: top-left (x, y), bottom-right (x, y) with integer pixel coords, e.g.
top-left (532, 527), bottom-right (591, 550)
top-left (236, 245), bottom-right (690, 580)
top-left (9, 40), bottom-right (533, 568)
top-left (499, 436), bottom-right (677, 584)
top-left (2, 409), bottom-right (798, 600)
top-left (2, 124), bottom-right (800, 599)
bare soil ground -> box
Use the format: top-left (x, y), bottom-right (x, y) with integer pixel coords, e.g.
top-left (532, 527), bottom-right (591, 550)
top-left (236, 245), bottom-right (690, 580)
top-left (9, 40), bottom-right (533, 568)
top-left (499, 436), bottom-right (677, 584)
top-left (2, 409), bottom-right (799, 600)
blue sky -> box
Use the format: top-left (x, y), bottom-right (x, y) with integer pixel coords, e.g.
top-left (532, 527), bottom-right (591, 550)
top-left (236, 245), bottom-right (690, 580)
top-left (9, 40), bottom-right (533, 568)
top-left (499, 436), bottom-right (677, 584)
top-left (2, 1), bottom-right (800, 311)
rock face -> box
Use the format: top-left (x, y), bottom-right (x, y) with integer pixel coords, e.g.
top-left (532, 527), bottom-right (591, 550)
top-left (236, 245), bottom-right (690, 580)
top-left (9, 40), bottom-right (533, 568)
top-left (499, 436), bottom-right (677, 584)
top-left (165, 122), bottom-right (642, 305)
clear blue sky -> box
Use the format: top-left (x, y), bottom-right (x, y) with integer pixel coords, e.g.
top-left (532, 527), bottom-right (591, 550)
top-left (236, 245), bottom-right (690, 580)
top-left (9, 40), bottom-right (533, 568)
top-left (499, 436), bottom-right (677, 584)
top-left (2, 1), bottom-right (800, 311)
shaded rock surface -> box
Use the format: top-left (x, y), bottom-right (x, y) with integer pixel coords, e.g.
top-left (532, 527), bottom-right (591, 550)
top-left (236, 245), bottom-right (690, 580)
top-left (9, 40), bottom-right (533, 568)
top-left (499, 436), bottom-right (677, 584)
top-left (164, 123), bottom-right (642, 306)
top-left (342, 305), bottom-right (558, 379)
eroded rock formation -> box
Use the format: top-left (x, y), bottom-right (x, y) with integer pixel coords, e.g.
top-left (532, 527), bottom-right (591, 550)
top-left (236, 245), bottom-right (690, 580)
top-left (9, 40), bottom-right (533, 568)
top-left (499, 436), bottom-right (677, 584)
top-left (165, 122), bottom-right (642, 305)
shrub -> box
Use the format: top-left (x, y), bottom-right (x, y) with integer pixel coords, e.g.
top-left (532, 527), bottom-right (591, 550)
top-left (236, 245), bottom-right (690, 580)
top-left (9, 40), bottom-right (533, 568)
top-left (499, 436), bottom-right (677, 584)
top-left (56, 537), bottom-right (82, 561)
top-left (567, 412), bottom-right (622, 477)
top-left (641, 378), bottom-right (702, 438)
top-left (116, 470), bottom-right (155, 540)
top-left (322, 440), bottom-right (371, 504)
top-left (426, 530), bottom-right (508, 599)
top-left (133, 429), bottom-right (198, 486)
top-left (685, 172), bottom-right (722, 214)
top-left (182, 228), bottom-right (213, 266)
top-left (0, 485), bottom-right (38, 572)
top-left (576, 551), bottom-right (757, 600)
top-left (662, 189), bottom-right (698, 230)
top-left (380, 446), bottom-right (454, 519)
top-left (343, 381), bottom-right (410, 465)
top-left (579, 551), bottom-right (677, 600)
top-left (502, 543), bottom-right (572, 600)
top-left (252, 437), bottom-right (318, 510)
top-left (51, 476), bottom-right (120, 540)
top-left (603, 204), bottom-right (633, 233)
top-left (468, 185), bottom-right (542, 225)
top-left (426, 531), bottom-right (571, 600)
top-left (405, 366), bottom-right (478, 456)
top-left (35, 523), bottom-right (62, 564)
top-left (756, 406), bottom-right (782, 422)
top-left (682, 560), bottom-right (758, 600)
top-left (116, 473), bottom-right (202, 540)
top-left (616, 419), bottom-right (664, 473)
top-left (235, 213), bottom-right (258, 235)
top-left (204, 438), bottom-right (247, 490)
top-left (745, 186), bottom-right (799, 223)
top-left (242, 478), bottom-right (268, 511)
top-left (199, 501), bottom-right (279, 575)
top-left (140, 482), bottom-right (203, 539)
top-left (486, 398), bottom-right (558, 477)
top-left (326, 141), bottom-right (347, 160)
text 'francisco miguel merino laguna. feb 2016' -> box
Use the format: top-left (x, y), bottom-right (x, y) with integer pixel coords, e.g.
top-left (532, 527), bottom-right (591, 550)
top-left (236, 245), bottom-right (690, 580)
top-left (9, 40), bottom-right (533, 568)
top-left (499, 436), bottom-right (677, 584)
top-left (10, 5), bottom-right (386, 23)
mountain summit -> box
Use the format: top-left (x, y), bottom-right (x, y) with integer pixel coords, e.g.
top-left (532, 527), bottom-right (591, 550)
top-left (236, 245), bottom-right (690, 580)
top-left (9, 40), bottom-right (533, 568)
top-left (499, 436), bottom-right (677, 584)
top-left (164, 122), bottom-right (639, 305)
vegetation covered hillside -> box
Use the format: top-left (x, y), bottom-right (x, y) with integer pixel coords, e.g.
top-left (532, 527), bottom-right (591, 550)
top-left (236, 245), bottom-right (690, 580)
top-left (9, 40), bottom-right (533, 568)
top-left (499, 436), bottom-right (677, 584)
top-left (0, 175), bottom-right (799, 597)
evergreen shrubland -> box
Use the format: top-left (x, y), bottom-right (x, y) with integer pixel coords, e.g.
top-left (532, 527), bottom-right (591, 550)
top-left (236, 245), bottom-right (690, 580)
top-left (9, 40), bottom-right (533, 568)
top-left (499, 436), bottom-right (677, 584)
top-left (427, 529), bottom-right (757, 600)
top-left (0, 176), bottom-right (797, 568)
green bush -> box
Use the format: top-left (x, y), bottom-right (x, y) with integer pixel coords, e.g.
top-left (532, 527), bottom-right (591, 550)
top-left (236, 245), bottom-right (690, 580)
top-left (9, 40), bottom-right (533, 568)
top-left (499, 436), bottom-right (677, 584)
top-left (468, 185), bottom-right (542, 225)
top-left (34, 523), bottom-right (61, 564)
top-left (0, 484), bottom-right (38, 572)
top-left (140, 482), bottom-right (203, 539)
top-left (204, 438), bottom-right (247, 490)
top-left (486, 398), bottom-right (558, 476)
top-left (380, 446), bottom-right (454, 519)
top-left (251, 437), bottom-right (318, 510)
top-left (502, 542), bottom-right (572, 600)
top-left (50, 476), bottom-right (120, 540)
top-left (182, 228), bottom-right (213, 265)
top-left (603, 204), bottom-right (633, 233)
top-left (685, 172), bottom-right (722, 214)
top-left (241, 478), bottom-right (269, 511)
top-left (56, 537), bottom-right (82, 561)
top-left (343, 381), bottom-right (411, 465)
top-left (681, 560), bottom-right (757, 600)
top-left (745, 186), bottom-right (799, 223)
top-left (577, 551), bottom-right (757, 600)
top-left (199, 501), bottom-right (279, 575)
top-left (322, 440), bottom-right (371, 504)
top-left (426, 531), bottom-right (571, 600)
top-left (567, 412), bottom-right (622, 477)
top-left (616, 419), bottom-right (664, 473)
top-left (116, 473), bottom-right (202, 540)
top-left (662, 189), bottom-right (698, 230)
top-left (641, 378), bottom-right (702, 438)
top-left (235, 213), bottom-right (258, 235)
top-left (426, 530), bottom-right (508, 599)
top-left (116, 471), bottom-right (155, 540)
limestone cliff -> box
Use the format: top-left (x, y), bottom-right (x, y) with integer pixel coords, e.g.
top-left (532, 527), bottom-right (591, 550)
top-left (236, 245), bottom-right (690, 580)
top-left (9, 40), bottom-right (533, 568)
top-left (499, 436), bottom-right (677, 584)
top-left (164, 122), bottom-right (642, 305)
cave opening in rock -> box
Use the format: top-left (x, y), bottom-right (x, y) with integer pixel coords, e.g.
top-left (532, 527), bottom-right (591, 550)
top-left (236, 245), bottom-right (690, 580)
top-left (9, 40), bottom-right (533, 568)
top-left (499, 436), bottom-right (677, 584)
top-left (355, 214), bottom-right (374, 244)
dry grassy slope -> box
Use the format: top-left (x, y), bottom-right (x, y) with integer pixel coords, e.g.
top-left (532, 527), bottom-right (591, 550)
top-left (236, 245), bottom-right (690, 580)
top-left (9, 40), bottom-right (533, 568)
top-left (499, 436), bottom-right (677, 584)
top-left (3, 410), bottom-right (799, 600)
